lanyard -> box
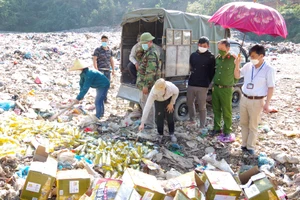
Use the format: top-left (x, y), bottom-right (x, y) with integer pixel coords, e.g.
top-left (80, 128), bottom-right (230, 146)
top-left (251, 62), bottom-right (265, 82)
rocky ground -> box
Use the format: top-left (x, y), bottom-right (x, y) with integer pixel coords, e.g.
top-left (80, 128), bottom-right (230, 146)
top-left (0, 29), bottom-right (299, 199)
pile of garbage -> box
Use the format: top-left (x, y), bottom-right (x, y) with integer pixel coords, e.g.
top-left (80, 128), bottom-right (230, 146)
top-left (1, 29), bottom-right (300, 199)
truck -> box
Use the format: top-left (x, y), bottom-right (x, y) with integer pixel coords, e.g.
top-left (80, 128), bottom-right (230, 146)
top-left (117, 8), bottom-right (249, 121)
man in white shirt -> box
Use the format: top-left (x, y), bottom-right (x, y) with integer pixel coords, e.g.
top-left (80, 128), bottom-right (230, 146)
top-left (127, 34), bottom-right (142, 84)
top-left (234, 45), bottom-right (275, 155)
top-left (139, 78), bottom-right (179, 143)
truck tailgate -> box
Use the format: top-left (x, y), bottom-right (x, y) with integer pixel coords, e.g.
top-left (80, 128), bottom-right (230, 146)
top-left (117, 84), bottom-right (140, 103)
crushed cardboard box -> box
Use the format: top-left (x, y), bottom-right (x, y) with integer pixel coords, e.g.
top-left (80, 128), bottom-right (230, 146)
top-left (240, 171), bottom-right (279, 200)
top-left (202, 170), bottom-right (241, 200)
top-left (56, 169), bottom-right (91, 200)
top-left (20, 156), bottom-right (57, 200)
top-left (116, 168), bottom-right (165, 200)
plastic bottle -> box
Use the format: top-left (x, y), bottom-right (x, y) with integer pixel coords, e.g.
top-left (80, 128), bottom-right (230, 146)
top-left (40, 177), bottom-right (52, 200)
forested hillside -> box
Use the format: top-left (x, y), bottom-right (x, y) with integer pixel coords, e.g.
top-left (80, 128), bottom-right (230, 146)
top-left (0, 0), bottom-right (299, 42)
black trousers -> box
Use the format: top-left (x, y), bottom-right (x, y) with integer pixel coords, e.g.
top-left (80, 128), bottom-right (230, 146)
top-left (155, 98), bottom-right (175, 135)
top-left (127, 62), bottom-right (137, 84)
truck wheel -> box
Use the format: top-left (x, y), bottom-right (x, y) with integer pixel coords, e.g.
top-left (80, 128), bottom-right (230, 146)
top-left (232, 87), bottom-right (242, 107)
top-left (174, 96), bottom-right (189, 121)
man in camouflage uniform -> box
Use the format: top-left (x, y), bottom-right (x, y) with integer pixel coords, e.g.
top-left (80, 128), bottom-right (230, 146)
top-left (211, 39), bottom-right (239, 143)
top-left (128, 34), bottom-right (162, 84)
top-left (136, 32), bottom-right (160, 129)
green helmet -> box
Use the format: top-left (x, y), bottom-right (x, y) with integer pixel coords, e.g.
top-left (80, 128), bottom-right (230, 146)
top-left (140, 32), bottom-right (155, 43)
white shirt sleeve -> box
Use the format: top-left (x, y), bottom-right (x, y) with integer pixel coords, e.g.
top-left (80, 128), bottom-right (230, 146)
top-left (169, 83), bottom-right (179, 105)
top-left (240, 62), bottom-right (251, 77)
top-left (141, 89), bottom-right (156, 124)
top-left (129, 43), bottom-right (138, 64)
top-left (266, 66), bottom-right (276, 87)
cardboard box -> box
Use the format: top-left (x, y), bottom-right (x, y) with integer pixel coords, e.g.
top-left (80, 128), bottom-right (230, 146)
top-left (163, 171), bottom-right (205, 196)
top-left (90, 179), bottom-right (122, 200)
top-left (240, 172), bottom-right (279, 200)
top-left (202, 170), bottom-right (241, 200)
top-left (31, 136), bottom-right (50, 162)
top-left (182, 187), bottom-right (204, 200)
top-left (117, 168), bottom-right (166, 200)
top-left (173, 190), bottom-right (190, 200)
top-left (20, 157), bottom-right (57, 200)
top-left (56, 169), bottom-right (91, 200)
top-left (114, 182), bottom-right (142, 200)
top-left (238, 166), bottom-right (260, 185)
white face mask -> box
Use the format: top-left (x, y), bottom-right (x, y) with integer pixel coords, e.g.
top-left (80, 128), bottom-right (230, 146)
top-left (250, 59), bottom-right (259, 65)
top-left (198, 47), bottom-right (208, 53)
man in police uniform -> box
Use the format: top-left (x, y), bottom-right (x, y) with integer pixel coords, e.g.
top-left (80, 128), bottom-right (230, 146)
top-left (136, 32), bottom-right (160, 129)
top-left (211, 39), bottom-right (239, 142)
top-left (234, 45), bottom-right (275, 155)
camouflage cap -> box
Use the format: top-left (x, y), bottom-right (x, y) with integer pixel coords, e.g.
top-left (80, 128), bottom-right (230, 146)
top-left (140, 32), bottom-right (155, 44)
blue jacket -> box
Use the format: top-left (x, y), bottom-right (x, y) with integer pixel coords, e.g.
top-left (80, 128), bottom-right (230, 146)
top-left (76, 68), bottom-right (110, 100)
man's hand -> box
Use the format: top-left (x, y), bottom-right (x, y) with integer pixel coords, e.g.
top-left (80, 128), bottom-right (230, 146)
top-left (234, 55), bottom-right (241, 66)
top-left (139, 123), bottom-right (144, 131)
top-left (263, 102), bottom-right (270, 113)
top-left (167, 103), bottom-right (174, 113)
top-left (135, 63), bottom-right (139, 70)
top-left (142, 87), bottom-right (148, 95)
top-left (111, 70), bottom-right (115, 76)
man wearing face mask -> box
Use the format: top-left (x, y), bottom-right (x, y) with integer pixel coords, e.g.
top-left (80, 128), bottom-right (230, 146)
top-left (92, 35), bottom-right (115, 102)
top-left (187, 37), bottom-right (215, 128)
top-left (136, 32), bottom-right (161, 129)
top-left (234, 45), bottom-right (275, 155)
top-left (128, 34), bottom-right (162, 84)
top-left (211, 39), bottom-right (239, 143)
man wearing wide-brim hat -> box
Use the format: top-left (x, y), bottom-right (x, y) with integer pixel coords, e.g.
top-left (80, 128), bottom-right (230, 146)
top-left (136, 32), bottom-right (161, 129)
top-left (70, 59), bottom-right (110, 119)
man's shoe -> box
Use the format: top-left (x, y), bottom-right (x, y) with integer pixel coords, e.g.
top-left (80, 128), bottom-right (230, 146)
top-left (247, 149), bottom-right (255, 155)
top-left (170, 135), bottom-right (177, 143)
top-left (157, 135), bottom-right (163, 144)
top-left (217, 133), bottom-right (235, 143)
top-left (241, 146), bottom-right (248, 152)
top-left (144, 125), bottom-right (154, 129)
top-left (210, 129), bottom-right (222, 136)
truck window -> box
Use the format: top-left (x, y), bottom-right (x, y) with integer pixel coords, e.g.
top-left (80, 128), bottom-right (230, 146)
top-left (229, 43), bottom-right (246, 66)
top-left (165, 29), bottom-right (192, 77)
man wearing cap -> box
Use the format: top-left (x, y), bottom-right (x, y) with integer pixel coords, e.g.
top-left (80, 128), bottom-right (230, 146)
top-left (139, 78), bottom-right (179, 143)
top-left (211, 39), bottom-right (239, 143)
top-left (93, 35), bottom-right (115, 102)
top-left (136, 32), bottom-right (161, 129)
top-left (70, 59), bottom-right (110, 119)
top-left (128, 34), bottom-right (163, 84)
top-left (187, 36), bottom-right (215, 128)
top-left (234, 45), bottom-right (275, 155)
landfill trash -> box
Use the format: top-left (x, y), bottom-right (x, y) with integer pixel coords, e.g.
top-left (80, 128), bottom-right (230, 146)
top-left (0, 100), bottom-right (15, 111)
top-left (271, 152), bottom-right (300, 164)
top-left (202, 153), bottom-right (234, 175)
top-left (165, 168), bottom-right (182, 180)
top-left (258, 152), bottom-right (275, 168)
top-left (0, 29), bottom-right (299, 199)
top-left (205, 146), bottom-right (215, 154)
